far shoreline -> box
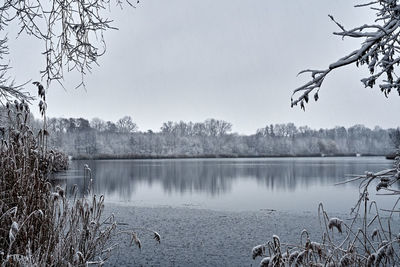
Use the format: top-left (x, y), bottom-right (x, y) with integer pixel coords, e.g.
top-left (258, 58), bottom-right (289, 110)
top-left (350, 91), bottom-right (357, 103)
top-left (71, 153), bottom-right (390, 161)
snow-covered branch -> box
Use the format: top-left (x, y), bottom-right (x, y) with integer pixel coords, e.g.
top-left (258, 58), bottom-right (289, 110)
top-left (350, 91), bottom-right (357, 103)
top-left (292, 1), bottom-right (400, 110)
top-left (0, 0), bottom-right (137, 95)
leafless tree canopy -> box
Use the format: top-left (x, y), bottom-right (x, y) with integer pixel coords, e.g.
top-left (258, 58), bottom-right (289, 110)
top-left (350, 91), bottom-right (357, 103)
top-left (0, 0), bottom-right (137, 102)
top-left (292, 1), bottom-right (400, 110)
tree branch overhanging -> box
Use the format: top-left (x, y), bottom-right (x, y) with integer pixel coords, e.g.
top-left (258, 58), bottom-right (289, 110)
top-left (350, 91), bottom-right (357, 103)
top-left (0, 0), bottom-right (138, 102)
top-left (292, 1), bottom-right (400, 110)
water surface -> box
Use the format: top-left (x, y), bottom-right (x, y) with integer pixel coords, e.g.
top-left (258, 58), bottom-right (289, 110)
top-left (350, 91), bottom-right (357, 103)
top-left (54, 157), bottom-right (396, 212)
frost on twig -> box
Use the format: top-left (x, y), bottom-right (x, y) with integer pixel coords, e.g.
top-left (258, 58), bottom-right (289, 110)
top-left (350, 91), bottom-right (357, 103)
top-left (328, 218), bottom-right (343, 233)
top-left (252, 244), bottom-right (265, 260)
top-left (252, 198), bottom-right (400, 266)
top-left (292, 1), bottom-right (400, 110)
top-left (0, 0), bottom-right (139, 99)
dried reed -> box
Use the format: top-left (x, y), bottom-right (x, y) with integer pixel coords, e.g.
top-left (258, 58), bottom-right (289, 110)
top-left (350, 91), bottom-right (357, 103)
top-left (253, 155), bottom-right (400, 266)
top-left (0, 95), bottom-right (160, 265)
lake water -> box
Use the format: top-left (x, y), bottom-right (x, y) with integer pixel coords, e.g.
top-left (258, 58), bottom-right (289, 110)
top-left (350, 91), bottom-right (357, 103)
top-left (53, 157), bottom-right (397, 213)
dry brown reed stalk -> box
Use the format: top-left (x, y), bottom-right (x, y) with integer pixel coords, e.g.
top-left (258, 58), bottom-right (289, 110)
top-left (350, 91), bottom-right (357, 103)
top-left (0, 99), bottom-right (107, 265)
top-left (253, 155), bottom-right (400, 266)
top-left (0, 99), bottom-right (67, 265)
top-left (0, 88), bottom-right (160, 265)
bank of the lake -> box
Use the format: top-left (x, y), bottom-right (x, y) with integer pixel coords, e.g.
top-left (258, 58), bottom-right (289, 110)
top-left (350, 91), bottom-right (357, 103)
top-left (72, 153), bottom-right (386, 160)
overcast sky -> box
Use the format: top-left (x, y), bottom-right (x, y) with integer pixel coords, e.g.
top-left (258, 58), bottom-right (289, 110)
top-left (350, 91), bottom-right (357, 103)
top-left (8, 0), bottom-right (400, 134)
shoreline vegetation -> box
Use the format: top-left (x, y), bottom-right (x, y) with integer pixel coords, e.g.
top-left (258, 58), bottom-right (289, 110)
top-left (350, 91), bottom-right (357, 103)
top-left (71, 152), bottom-right (389, 160)
top-left (0, 99), bottom-right (160, 265)
top-left (0, 100), bottom-right (117, 265)
top-left (41, 117), bottom-right (400, 161)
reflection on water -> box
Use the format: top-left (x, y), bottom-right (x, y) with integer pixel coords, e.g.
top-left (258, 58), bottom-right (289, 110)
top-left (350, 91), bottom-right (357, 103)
top-left (53, 157), bottom-right (396, 212)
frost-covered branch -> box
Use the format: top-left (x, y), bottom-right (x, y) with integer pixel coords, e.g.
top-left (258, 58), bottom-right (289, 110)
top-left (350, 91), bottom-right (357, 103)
top-left (292, 1), bottom-right (400, 110)
top-left (0, 0), bottom-right (138, 101)
top-left (0, 36), bottom-right (33, 102)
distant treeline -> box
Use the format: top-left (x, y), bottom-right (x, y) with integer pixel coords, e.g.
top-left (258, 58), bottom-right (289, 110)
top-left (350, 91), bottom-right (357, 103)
top-left (39, 116), bottom-right (400, 158)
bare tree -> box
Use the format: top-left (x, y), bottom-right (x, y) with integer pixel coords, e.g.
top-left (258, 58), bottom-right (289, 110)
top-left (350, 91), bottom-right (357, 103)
top-left (292, 1), bottom-right (400, 110)
top-left (90, 117), bottom-right (106, 131)
top-left (389, 127), bottom-right (400, 149)
top-left (116, 115), bottom-right (138, 133)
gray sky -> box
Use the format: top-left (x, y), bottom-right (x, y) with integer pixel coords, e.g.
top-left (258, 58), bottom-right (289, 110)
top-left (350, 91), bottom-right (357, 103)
top-left (8, 0), bottom-right (400, 134)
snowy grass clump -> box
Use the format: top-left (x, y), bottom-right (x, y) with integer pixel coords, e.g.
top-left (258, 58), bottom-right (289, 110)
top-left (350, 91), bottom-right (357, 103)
top-left (253, 156), bottom-right (400, 266)
top-left (0, 98), bottom-right (160, 265)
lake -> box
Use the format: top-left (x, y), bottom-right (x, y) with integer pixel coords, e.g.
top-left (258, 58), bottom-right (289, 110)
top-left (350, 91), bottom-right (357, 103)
top-left (53, 157), bottom-right (396, 213)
